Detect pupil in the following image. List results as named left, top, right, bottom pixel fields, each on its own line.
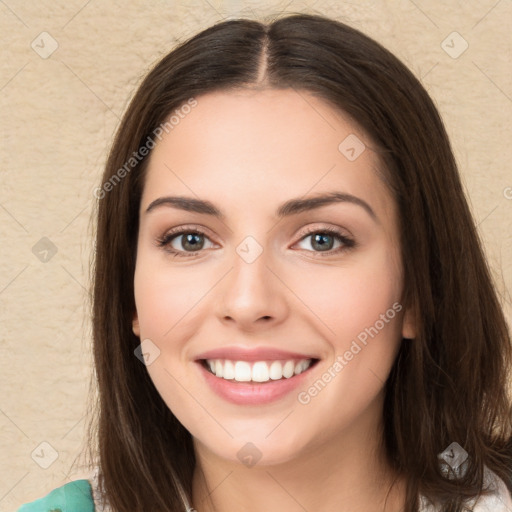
left=312, top=233, right=333, bottom=251
left=183, top=233, right=204, bottom=251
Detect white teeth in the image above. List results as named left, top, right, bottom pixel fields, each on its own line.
left=282, top=360, right=295, bottom=378
left=223, top=360, right=235, bottom=380
left=205, top=358, right=314, bottom=382
left=294, top=361, right=304, bottom=375
left=215, top=360, right=223, bottom=378
left=269, top=360, right=283, bottom=380
left=234, top=361, right=251, bottom=382
left=252, top=362, right=269, bottom=382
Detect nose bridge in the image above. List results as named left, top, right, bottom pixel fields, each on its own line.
left=216, top=234, right=288, bottom=326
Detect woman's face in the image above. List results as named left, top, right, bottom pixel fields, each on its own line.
left=132, top=88, right=415, bottom=466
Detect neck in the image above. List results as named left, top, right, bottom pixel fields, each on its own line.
left=191, top=394, right=406, bottom=512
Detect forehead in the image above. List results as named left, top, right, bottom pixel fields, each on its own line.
left=141, top=88, right=393, bottom=221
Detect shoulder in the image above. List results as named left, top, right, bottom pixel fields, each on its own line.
left=17, top=479, right=95, bottom=512
left=419, top=467, right=512, bottom=511
left=474, top=468, right=512, bottom=511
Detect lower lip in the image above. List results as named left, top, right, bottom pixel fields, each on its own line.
left=197, top=361, right=316, bottom=405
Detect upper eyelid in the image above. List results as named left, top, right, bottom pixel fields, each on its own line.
left=163, top=224, right=217, bottom=239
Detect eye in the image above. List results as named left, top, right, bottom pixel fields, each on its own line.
left=294, top=227, right=355, bottom=256
left=155, top=227, right=216, bottom=257
left=155, top=225, right=355, bottom=259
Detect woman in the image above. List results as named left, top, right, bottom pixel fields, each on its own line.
left=18, top=12, right=512, bottom=512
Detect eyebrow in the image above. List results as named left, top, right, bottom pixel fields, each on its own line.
left=145, top=192, right=377, bottom=222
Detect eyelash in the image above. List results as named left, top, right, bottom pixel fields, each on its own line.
left=155, top=225, right=356, bottom=259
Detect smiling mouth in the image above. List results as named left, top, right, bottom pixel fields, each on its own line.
left=201, top=358, right=319, bottom=383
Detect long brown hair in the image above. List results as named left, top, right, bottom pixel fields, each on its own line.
left=84, top=13, right=512, bottom=511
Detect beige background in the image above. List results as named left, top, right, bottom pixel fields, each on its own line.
left=1, top=0, right=511, bottom=510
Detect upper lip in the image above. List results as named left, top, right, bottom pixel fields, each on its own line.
left=195, top=346, right=319, bottom=362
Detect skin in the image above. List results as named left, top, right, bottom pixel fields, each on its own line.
left=132, top=88, right=416, bottom=512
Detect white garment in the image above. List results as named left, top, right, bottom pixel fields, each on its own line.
left=418, top=465, right=512, bottom=511
left=89, top=465, right=511, bottom=511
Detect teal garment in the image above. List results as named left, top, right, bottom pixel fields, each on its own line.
left=17, top=479, right=95, bottom=512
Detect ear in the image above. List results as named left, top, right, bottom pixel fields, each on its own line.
left=401, top=306, right=416, bottom=340
left=132, top=311, right=140, bottom=337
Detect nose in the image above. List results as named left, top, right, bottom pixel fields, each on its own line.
left=215, top=243, right=289, bottom=332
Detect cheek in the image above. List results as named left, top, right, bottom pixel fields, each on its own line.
left=133, top=255, right=214, bottom=343
left=291, top=246, right=403, bottom=430
left=133, top=259, right=215, bottom=432
left=290, top=246, right=402, bottom=346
